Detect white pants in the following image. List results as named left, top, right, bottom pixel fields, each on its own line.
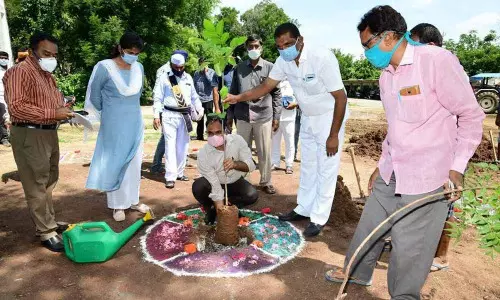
left=162, top=113, right=189, bottom=182
left=107, top=143, right=143, bottom=209
left=271, top=120, right=295, bottom=167
left=294, top=112, right=346, bottom=225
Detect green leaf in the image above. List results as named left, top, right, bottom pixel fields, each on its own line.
left=223, top=102, right=230, bottom=110
left=486, top=232, right=497, bottom=241
left=221, top=32, right=230, bottom=44
left=214, top=62, right=223, bottom=77
left=476, top=162, right=489, bottom=169
left=228, top=56, right=236, bottom=66
left=188, top=37, right=205, bottom=45
left=216, top=20, right=224, bottom=35
left=220, top=86, right=229, bottom=100
left=489, top=164, right=499, bottom=171
left=218, top=112, right=227, bottom=119
left=203, top=19, right=215, bottom=32
left=230, top=36, right=247, bottom=49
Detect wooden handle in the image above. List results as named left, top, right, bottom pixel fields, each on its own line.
left=349, top=147, right=366, bottom=199
left=489, top=130, right=498, bottom=162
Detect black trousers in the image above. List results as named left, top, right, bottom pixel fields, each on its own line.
left=0, top=103, right=8, bottom=141
left=196, top=101, right=214, bottom=140
left=192, top=176, right=258, bottom=209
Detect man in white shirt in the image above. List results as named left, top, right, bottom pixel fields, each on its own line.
left=192, top=116, right=258, bottom=224
left=153, top=51, right=203, bottom=189
left=272, top=80, right=296, bottom=174
left=224, top=23, right=348, bottom=237
left=0, top=50, right=10, bottom=146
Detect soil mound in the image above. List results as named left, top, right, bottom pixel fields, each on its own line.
left=329, top=176, right=361, bottom=226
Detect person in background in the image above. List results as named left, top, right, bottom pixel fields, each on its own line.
left=192, top=115, right=258, bottom=224
left=325, top=6, right=484, bottom=299
left=271, top=79, right=296, bottom=174
left=152, top=51, right=204, bottom=189
left=410, top=22, right=461, bottom=272
left=16, top=47, right=29, bottom=64
left=227, top=34, right=282, bottom=195
left=3, top=32, right=74, bottom=252
left=150, top=50, right=189, bottom=174
left=194, top=57, right=220, bottom=140
left=225, top=23, right=349, bottom=237
left=0, top=50, right=10, bottom=146
left=85, top=32, right=150, bottom=222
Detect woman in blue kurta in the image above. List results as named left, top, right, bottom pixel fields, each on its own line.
left=84, top=32, right=150, bottom=222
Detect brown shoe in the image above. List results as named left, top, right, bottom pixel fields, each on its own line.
left=262, top=185, right=276, bottom=194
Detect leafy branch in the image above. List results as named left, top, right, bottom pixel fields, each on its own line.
left=189, top=19, right=246, bottom=116
left=447, top=163, right=500, bottom=258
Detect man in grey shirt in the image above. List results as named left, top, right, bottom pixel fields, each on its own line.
left=227, top=34, right=282, bottom=194
left=194, top=58, right=220, bottom=140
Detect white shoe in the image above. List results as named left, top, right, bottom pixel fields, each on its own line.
left=131, top=203, right=150, bottom=214
left=113, top=209, right=126, bottom=222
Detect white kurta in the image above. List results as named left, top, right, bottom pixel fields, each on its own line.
left=269, top=46, right=349, bottom=225
left=152, top=70, right=203, bottom=182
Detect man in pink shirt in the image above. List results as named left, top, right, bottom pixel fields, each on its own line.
left=325, top=6, right=485, bottom=299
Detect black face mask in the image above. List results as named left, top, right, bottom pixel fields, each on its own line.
left=172, top=68, right=184, bottom=77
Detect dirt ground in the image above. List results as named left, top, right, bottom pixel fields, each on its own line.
left=0, top=102, right=499, bottom=300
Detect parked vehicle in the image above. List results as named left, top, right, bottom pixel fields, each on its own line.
left=470, top=73, right=500, bottom=114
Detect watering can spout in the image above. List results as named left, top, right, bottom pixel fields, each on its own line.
left=117, top=210, right=155, bottom=248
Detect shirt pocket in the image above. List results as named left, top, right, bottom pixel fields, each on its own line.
left=396, top=94, right=426, bottom=123
left=302, top=76, right=323, bottom=95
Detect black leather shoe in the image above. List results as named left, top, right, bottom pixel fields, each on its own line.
left=303, top=222, right=324, bottom=237
left=176, top=176, right=189, bottom=182
left=278, top=210, right=309, bottom=222
left=41, top=236, right=65, bottom=252
left=204, top=206, right=217, bottom=225
left=56, top=224, right=69, bottom=234
left=165, top=181, right=175, bottom=189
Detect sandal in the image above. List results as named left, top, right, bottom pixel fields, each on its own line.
left=430, top=258, right=449, bottom=272
left=325, top=267, right=372, bottom=286
left=113, top=209, right=126, bottom=222
left=131, top=203, right=150, bottom=214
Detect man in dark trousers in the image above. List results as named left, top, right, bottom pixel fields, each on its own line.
left=194, top=58, right=220, bottom=140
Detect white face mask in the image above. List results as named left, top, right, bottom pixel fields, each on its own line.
left=248, top=49, right=261, bottom=60
left=39, top=57, right=57, bottom=73
left=0, top=59, right=8, bottom=67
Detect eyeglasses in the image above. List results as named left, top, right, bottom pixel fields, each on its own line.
left=361, top=32, right=382, bottom=50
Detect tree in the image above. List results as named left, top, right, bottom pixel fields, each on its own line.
left=445, top=30, right=500, bottom=76
left=214, top=7, right=244, bottom=40
left=239, top=0, right=299, bottom=61
left=5, top=0, right=218, bottom=103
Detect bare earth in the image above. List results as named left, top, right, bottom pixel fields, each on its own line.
left=0, top=101, right=499, bottom=300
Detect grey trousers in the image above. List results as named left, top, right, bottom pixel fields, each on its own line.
left=237, top=119, right=272, bottom=186
left=344, top=174, right=449, bottom=300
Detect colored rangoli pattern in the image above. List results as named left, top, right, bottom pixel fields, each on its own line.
left=140, top=209, right=305, bottom=277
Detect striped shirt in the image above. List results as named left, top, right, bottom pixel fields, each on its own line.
left=2, top=56, right=63, bottom=124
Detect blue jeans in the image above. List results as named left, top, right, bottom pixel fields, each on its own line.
left=151, top=133, right=165, bottom=172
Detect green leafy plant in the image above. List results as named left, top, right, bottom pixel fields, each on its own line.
left=189, top=19, right=246, bottom=114
left=448, top=163, right=500, bottom=258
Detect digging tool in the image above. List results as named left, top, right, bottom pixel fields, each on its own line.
left=489, top=130, right=498, bottom=162
left=348, top=147, right=366, bottom=199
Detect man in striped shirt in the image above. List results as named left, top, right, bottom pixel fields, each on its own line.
left=3, top=32, right=74, bottom=252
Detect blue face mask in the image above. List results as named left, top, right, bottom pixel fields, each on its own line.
left=122, top=53, right=138, bottom=65
left=279, top=40, right=300, bottom=62
left=365, top=32, right=423, bottom=69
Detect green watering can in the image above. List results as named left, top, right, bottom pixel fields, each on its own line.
left=62, top=211, right=154, bottom=263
